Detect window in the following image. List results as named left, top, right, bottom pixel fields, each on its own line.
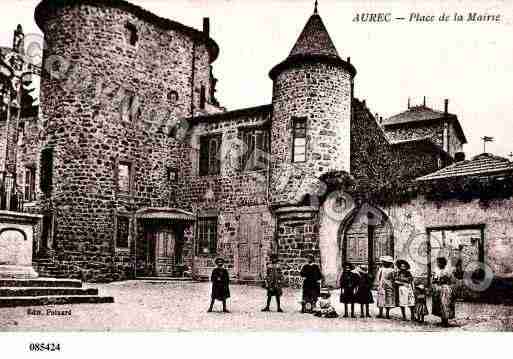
left=197, top=217, right=217, bottom=255
left=167, top=167, right=177, bottom=182
left=40, top=213, right=54, bottom=253
left=240, top=127, right=270, bottom=171
left=292, top=117, right=307, bottom=163
left=120, top=92, right=139, bottom=122
left=118, top=162, right=131, bottom=194
left=168, top=90, right=179, bottom=104
left=199, top=135, right=221, bottom=176
left=199, top=85, right=206, bottom=109
left=116, top=216, right=130, bottom=249
left=24, top=166, right=36, bottom=202
left=40, top=146, right=53, bottom=194
left=125, top=23, right=138, bottom=46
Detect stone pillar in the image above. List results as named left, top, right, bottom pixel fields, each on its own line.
left=0, top=211, right=42, bottom=279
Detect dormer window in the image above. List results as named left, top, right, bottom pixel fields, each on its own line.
left=125, top=23, right=138, bottom=46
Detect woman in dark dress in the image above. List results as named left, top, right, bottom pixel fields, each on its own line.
left=339, top=262, right=359, bottom=318
left=300, top=254, right=322, bottom=313
left=207, top=257, right=230, bottom=313
left=355, top=265, right=374, bottom=318
left=432, top=257, right=456, bottom=327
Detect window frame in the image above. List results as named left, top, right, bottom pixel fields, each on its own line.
left=196, top=217, right=218, bottom=256
left=115, top=215, right=130, bottom=250
left=292, top=117, right=307, bottom=163
left=239, top=125, right=270, bottom=172
left=199, top=134, right=222, bottom=176
left=24, top=165, right=36, bottom=202
left=117, top=161, right=133, bottom=195
left=125, top=22, right=139, bottom=47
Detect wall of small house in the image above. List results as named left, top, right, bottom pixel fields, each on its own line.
left=383, top=196, right=513, bottom=279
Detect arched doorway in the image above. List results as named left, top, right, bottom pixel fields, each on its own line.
left=339, top=204, right=394, bottom=275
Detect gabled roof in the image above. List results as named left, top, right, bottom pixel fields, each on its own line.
left=289, top=14, right=340, bottom=59
left=135, top=208, right=195, bottom=221
left=383, top=105, right=467, bottom=144
left=416, top=153, right=513, bottom=181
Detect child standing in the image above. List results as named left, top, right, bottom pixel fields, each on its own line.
left=207, top=257, right=230, bottom=313
left=355, top=265, right=374, bottom=318
left=339, top=262, right=359, bottom=318
left=413, top=284, right=429, bottom=323
left=262, top=254, right=284, bottom=312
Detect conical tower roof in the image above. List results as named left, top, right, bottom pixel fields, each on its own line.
left=288, top=13, right=340, bottom=59
left=269, top=4, right=355, bottom=80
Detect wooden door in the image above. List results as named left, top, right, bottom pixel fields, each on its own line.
left=238, top=213, right=263, bottom=280
left=154, top=229, right=175, bottom=277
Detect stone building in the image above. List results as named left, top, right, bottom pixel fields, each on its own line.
left=2, top=0, right=511, bottom=299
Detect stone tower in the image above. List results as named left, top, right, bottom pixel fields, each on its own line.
left=34, top=0, right=219, bottom=276
left=269, top=6, right=356, bottom=207
left=268, top=5, right=356, bottom=286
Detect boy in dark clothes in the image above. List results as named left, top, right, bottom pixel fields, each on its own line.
left=262, top=254, right=284, bottom=312
left=207, top=257, right=230, bottom=313
left=355, top=265, right=374, bottom=318
left=339, top=262, right=359, bottom=318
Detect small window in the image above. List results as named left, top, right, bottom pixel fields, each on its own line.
left=40, top=213, right=54, bottom=253
left=167, top=167, right=177, bottom=182
left=292, top=117, right=307, bottom=163
left=40, top=146, right=53, bottom=194
left=116, top=216, right=130, bottom=249
left=240, top=127, right=270, bottom=171
left=125, top=23, right=138, bottom=46
left=118, top=162, right=131, bottom=194
left=24, top=166, right=36, bottom=202
left=199, top=85, right=206, bottom=109
left=199, top=135, right=221, bottom=176
left=197, top=217, right=217, bottom=255
left=120, top=92, right=138, bottom=122
left=168, top=90, right=179, bottom=104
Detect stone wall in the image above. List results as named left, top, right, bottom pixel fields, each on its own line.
left=275, top=207, right=319, bottom=287
left=270, top=62, right=352, bottom=206
left=383, top=196, right=513, bottom=278
left=174, top=108, right=274, bottom=281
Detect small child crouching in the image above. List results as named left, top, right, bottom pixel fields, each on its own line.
left=413, top=284, right=429, bottom=323
left=313, top=288, right=339, bottom=318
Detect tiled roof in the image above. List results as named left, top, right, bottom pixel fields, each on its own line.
left=289, top=14, right=340, bottom=59
left=416, top=153, right=513, bottom=181
left=189, top=104, right=272, bottom=123
left=382, top=105, right=467, bottom=144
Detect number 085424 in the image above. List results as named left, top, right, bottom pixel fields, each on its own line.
left=29, top=343, right=61, bottom=352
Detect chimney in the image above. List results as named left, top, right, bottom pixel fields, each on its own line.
left=347, top=57, right=351, bottom=64
left=454, top=152, right=465, bottom=162
left=407, top=97, right=410, bottom=109
left=379, top=116, right=383, bottom=124
left=444, top=99, right=449, bottom=114
left=203, top=17, right=210, bottom=37
left=423, top=96, right=426, bottom=107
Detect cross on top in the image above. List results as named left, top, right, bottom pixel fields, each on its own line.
left=314, top=0, right=319, bottom=14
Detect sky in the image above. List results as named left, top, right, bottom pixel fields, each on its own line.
left=1, top=0, right=512, bottom=159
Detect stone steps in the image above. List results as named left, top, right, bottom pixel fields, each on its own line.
left=0, top=287, right=98, bottom=297
left=0, top=278, right=114, bottom=308
left=0, top=295, right=114, bottom=308
left=0, top=278, right=83, bottom=288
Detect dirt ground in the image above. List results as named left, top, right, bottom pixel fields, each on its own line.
left=1, top=281, right=512, bottom=331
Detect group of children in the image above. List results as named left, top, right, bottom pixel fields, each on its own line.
left=208, top=255, right=429, bottom=324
